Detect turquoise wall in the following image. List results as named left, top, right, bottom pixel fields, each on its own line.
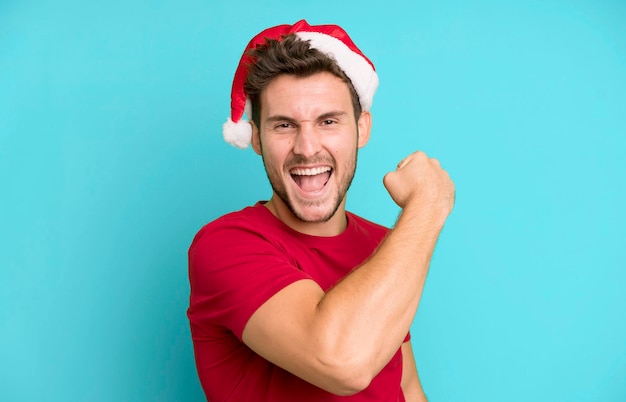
left=2, top=0, right=625, bottom=400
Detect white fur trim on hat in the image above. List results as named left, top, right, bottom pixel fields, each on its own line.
left=295, top=31, right=378, bottom=112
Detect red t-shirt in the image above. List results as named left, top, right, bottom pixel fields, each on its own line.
left=188, top=202, right=407, bottom=401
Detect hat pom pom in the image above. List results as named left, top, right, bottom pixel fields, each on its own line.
left=223, top=118, right=252, bottom=149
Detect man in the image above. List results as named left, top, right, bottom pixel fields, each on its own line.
left=188, top=20, right=454, bottom=401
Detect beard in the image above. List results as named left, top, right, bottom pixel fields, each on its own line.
left=260, top=147, right=358, bottom=224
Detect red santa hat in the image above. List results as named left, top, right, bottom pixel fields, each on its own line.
left=223, top=19, right=379, bottom=148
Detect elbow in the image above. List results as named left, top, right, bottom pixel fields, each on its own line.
left=332, top=377, right=373, bottom=397
left=327, top=375, right=372, bottom=396
left=321, top=370, right=373, bottom=396
left=315, top=351, right=376, bottom=396
left=309, top=318, right=383, bottom=395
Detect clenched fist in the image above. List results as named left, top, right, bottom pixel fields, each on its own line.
left=383, top=151, right=455, bottom=223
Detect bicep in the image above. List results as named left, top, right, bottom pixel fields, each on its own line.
left=242, top=279, right=348, bottom=392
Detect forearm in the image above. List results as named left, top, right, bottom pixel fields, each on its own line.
left=313, top=204, right=443, bottom=378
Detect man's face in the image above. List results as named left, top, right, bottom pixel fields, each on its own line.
left=251, top=72, right=371, bottom=224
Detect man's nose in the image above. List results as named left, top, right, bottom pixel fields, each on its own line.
left=293, top=124, right=321, bottom=157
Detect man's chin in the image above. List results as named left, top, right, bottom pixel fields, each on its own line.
left=286, top=197, right=337, bottom=223
left=271, top=187, right=343, bottom=224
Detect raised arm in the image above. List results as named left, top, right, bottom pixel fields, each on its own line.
left=242, top=151, right=455, bottom=395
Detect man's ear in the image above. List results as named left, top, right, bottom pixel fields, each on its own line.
left=357, top=111, right=372, bottom=149
left=251, top=121, right=262, bottom=155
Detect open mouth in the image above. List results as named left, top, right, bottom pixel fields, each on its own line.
left=290, top=166, right=332, bottom=193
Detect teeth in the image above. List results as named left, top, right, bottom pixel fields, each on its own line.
left=290, top=166, right=331, bottom=176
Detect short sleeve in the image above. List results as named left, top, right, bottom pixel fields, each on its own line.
left=188, top=217, right=312, bottom=340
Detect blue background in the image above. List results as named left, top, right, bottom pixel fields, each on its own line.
left=1, top=0, right=625, bottom=401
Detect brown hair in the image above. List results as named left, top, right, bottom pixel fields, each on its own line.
left=243, top=34, right=362, bottom=129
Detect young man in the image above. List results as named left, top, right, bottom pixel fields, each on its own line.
left=187, top=20, right=455, bottom=401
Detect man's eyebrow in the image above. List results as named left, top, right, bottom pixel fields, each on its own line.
left=265, top=115, right=296, bottom=124
left=318, top=111, right=348, bottom=120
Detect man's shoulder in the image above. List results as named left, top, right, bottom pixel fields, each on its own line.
left=205, top=203, right=264, bottom=227
left=190, top=203, right=273, bottom=248
left=344, top=211, right=390, bottom=249
left=346, top=211, right=390, bottom=234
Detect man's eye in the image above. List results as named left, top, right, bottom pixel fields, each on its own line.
left=276, top=123, right=293, bottom=129
left=322, top=120, right=335, bottom=125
